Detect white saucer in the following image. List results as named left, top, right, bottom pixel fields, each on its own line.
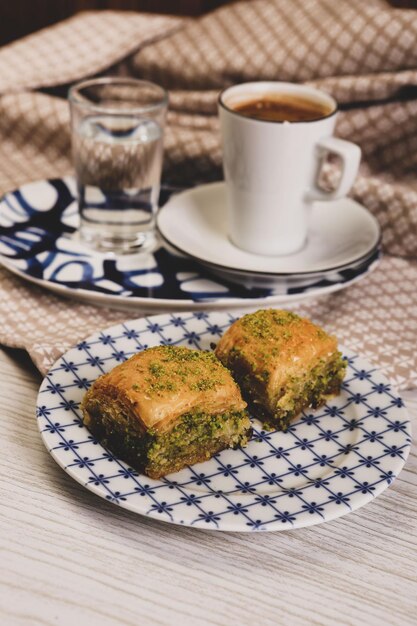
left=210, top=248, right=380, bottom=289
left=157, top=182, right=381, bottom=276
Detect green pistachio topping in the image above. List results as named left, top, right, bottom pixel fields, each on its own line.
left=130, top=346, right=231, bottom=397
left=241, top=309, right=299, bottom=339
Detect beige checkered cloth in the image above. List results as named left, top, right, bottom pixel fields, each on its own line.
left=0, top=0, right=416, bottom=389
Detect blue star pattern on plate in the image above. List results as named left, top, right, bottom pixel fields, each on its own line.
left=36, top=312, right=412, bottom=532
left=0, top=177, right=380, bottom=309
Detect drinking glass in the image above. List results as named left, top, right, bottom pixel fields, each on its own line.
left=69, top=77, right=168, bottom=254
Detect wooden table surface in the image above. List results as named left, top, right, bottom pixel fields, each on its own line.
left=0, top=345, right=416, bottom=626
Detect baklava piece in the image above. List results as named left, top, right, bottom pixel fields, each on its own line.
left=215, top=309, right=346, bottom=431
left=81, top=345, right=252, bottom=479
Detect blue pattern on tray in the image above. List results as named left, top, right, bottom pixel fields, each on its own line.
left=0, top=177, right=379, bottom=302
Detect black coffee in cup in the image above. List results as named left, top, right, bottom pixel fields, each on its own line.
left=232, top=94, right=334, bottom=122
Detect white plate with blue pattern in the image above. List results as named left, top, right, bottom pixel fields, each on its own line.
left=36, top=312, right=411, bottom=532
left=0, top=177, right=380, bottom=311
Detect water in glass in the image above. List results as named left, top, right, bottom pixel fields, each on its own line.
left=73, top=113, right=163, bottom=253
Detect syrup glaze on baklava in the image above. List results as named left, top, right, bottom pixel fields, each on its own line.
left=81, top=345, right=252, bottom=478
left=215, top=309, right=346, bottom=431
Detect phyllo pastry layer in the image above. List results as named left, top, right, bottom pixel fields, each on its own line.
left=81, top=345, right=252, bottom=478
left=215, top=309, right=347, bottom=431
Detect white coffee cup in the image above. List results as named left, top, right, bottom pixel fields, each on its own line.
left=219, top=82, right=361, bottom=256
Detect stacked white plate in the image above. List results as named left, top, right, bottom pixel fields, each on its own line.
left=158, top=182, right=381, bottom=291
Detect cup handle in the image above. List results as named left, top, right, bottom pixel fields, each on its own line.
left=306, top=137, right=361, bottom=202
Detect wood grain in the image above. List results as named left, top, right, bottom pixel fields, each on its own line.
left=0, top=346, right=416, bottom=626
